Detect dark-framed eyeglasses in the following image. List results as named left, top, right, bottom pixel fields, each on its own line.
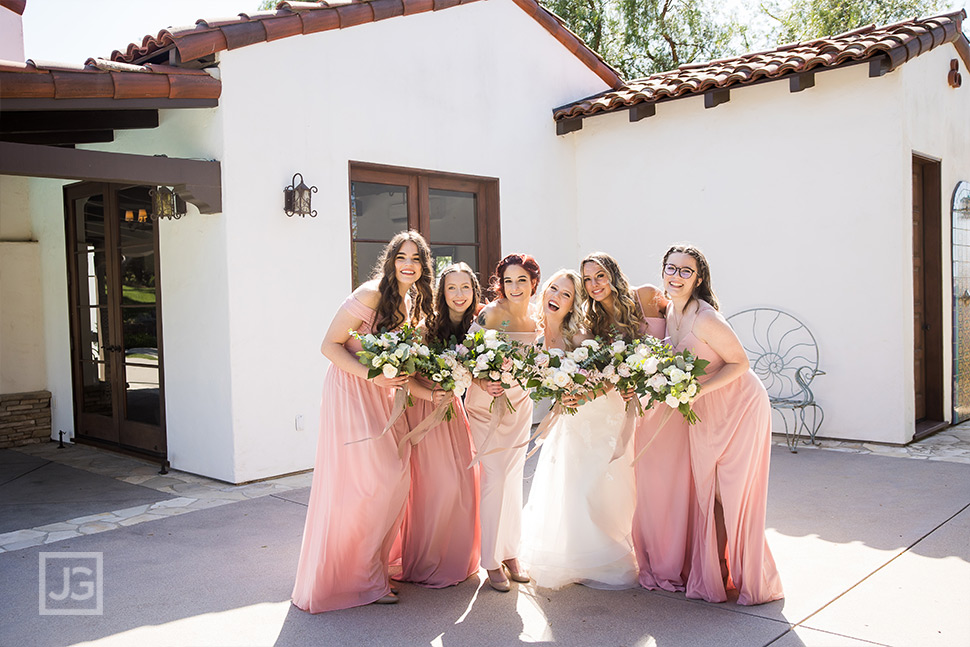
left=663, top=264, right=696, bottom=279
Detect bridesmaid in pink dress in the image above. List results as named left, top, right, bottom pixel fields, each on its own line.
left=661, top=244, right=783, bottom=606
left=580, top=253, right=693, bottom=593
left=395, top=263, right=482, bottom=587
left=291, top=231, right=435, bottom=612
left=464, top=253, right=540, bottom=592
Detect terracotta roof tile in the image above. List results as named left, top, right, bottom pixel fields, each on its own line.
left=0, top=0, right=25, bottom=15
left=554, top=10, right=967, bottom=122
left=106, top=0, right=623, bottom=89
left=0, top=58, right=221, bottom=101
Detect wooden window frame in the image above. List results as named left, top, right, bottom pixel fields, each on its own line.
left=349, top=161, right=500, bottom=287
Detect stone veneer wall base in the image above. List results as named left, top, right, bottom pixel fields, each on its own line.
left=0, top=390, right=52, bottom=448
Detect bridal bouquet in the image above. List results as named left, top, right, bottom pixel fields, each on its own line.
left=603, top=336, right=669, bottom=414
left=351, top=325, right=427, bottom=407
left=643, top=349, right=709, bottom=424
left=459, top=328, right=524, bottom=413
left=520, top=338, right=613, bottom=414
left=413, top=348, right=473, bottom=421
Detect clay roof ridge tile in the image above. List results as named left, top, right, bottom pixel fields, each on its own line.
left=27, top=59, right=91, bottom=72
left=88, top=59, right=152, bottom=73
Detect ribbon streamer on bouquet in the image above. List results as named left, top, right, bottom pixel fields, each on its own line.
left=396, top=396, right=454, bottom=458
left=609, top=396, right=644, bottom=463
left=522, top=402, right=563, bottom=460
left=629, top=407, right=676, bottom=466
left=344, top=387, right=409, bottom=447
left=467, top=393, right=512, bottom=468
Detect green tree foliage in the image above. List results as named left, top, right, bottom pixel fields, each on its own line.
left=541, top=0, right=739, bottom=78
left=763, top=0, right=948, bottom=43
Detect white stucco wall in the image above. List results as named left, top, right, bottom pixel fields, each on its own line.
left=570, top=45, right=970, bottom=445
left=0, top=176, right=47, bottom=393
left=215, top=0, right=606, bottom=481
left=0, top=6, right=24, bottom=61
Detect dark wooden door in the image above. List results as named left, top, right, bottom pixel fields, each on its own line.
left=914, top=163, right=926, bottom=420
left=65, top=183, right=166, bottom=458
left=912, top=156, right=944, bottom=435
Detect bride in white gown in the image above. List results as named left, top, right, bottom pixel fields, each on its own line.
left=521, top=270, right=638, bottom=590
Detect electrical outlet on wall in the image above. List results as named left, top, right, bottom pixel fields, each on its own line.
left=295, top=415, right=304, bottom=431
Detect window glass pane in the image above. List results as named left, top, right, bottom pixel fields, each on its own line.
left=429, top=189, right=476, bottom=244
left=80, top=360, right=113, bottom=416
left=125, top=360, right=160, bottom=425
left=352, top=241, right=388, bottom=288
left=431, top=244, right=478, bottom=276
left=351, top=182, right=408, bottom=240
left=121, top=306, right=157, bottom=355
left=78, top=307, right=110, bottom=362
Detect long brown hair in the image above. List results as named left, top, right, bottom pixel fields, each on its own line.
left=581, top=252, right=641, bottom=341
left=425, top=262, right=481, bottom=346
left=488, top=253, right=541, bottom=300
left=371, top=230, right=435, bottom=332
left=662, top=244, right=720, bottom=311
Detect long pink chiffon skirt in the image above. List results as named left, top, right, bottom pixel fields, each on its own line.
left=685, top=371, right=784, bottom=606
left=291, top=365, right=411, bottom=613
left=394, top=396, right=481, bottom=587
left=632, top=403, right=694, bottom=592
left=464, top=381, right=533, bottom=571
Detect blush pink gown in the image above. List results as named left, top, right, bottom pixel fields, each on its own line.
left=291, top=295, right=412, bottom=613
left=674, top=300, right=784, bottom=606
left=463, top=326, right=538, bottom=571
left=632, top=314, right=695, bottom=592
left=393, top=381, right=481, bottom=587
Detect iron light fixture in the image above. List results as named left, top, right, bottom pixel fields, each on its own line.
left=284, top=173, right=317, bottom=218
left=150, top=186, right=187, bottom=220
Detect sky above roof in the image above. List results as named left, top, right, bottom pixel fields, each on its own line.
left=21, top=0, right=263, bottom=63
left=19, top=0, right=970, bottom=66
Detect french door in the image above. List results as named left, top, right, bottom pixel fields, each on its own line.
left=64, top=182, right=166, bottom=457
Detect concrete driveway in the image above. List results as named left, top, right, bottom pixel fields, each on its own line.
left=0, top=432, right=968, bottom=647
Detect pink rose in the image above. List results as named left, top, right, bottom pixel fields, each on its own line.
left=501, top=357, right=514, bottom=371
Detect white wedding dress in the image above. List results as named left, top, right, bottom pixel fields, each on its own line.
left=521, top=389, right=638, bottom=590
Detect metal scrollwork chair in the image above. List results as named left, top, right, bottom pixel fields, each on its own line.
left=726, top=308, right=825, bottom=453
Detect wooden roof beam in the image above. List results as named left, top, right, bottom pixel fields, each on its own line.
left=0, top=142, right=222, bottom=214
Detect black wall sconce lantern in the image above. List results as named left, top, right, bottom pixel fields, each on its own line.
left=284, top=173, right=318, bottom=218
left=150, top=186, right=187, bottom=220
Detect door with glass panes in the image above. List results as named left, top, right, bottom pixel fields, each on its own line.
left=65, top=182, right=166, bottom=457
left=349, top=163, right=500, bottom=288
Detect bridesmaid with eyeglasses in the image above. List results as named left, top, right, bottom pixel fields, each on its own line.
left=660, top=244, right=783, bottom=606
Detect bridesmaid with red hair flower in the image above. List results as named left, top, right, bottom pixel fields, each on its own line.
left=464, top=253, right=541, bottom=592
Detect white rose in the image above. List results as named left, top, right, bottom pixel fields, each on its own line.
left=417, top=345, right=431, bottom=357
left=617, top=363, right=632, bottom=378
left=609, top=373, right=621, bottom=384
left=483, top=329, right=498, bottom=340
left=484, top=338, right=501, bottom=350
left=647, top=373, right=668, bottom=391
left=476, top=344, right=485, bottom=353
left=549, top=347, right=565, bottom=357
left=669, top=367, right=688, bottom=384
left=560, top=358, right=578, bottom=374
left=602, top=364, right=616, bottom=376
left=665, top=394, right=680, bottom=408
left=501, top=371, right=514, bottom=384
left=582, top=339, right=600, bottom=349
left=686, top=383, right=698, bottom=397
left=611, top=340, right=627, bottom=353
left=678, top=393, right=690, bottom=404
left=571, top=347, right=589, bottom=362
left=686, top=363, right=694, bottom=371
left=535, top=353, right=550, bottom=368
left=642, top=356, right=660, bottom=375
left=489, top=370, right=501, bottom=381
left=552, top=371, right=571, bottom=388
left=382, top=364, right=398, bottom=379
left=371, top=356, right=383, bottom=367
